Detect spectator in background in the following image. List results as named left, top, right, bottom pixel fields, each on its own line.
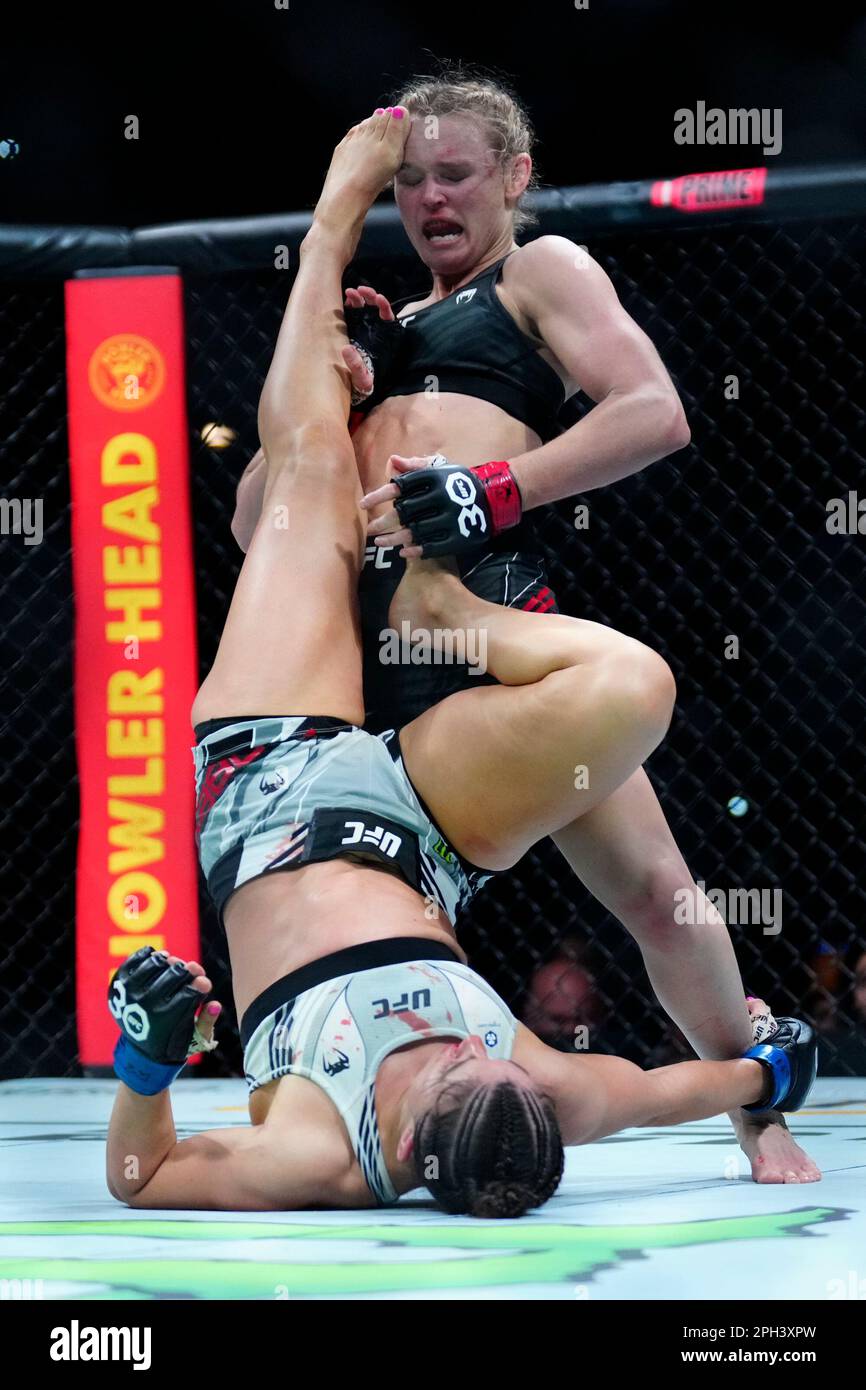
left=810, top=941, right=845, bottom=1032
left=521, top=939, right=600, bottom=1053
left=521, top=937, right=690, bottom=1062
left=856, top=952, right=866, bottom=1023
left=816, top=949, right=866, bottom=1076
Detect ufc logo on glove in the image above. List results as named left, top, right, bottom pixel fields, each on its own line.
left=444, top=470, right=489, bottom=539
left=392, top=457, right=523, bottom=558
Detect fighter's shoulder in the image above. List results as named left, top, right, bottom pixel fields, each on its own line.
left=258, top=1083, right=364, bottom=1206
left=504, top=236, right=609, bottom=308
left=509, top=234, right=599, bottom=270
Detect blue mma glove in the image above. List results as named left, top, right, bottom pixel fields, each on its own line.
left=108, top=946, right=218, bottom=1095
left=741, top=1016, right=818, bottom=1114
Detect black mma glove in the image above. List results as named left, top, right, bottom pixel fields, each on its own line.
left=344, top=300, right=407, bottom=410
left=392, top=456, right=523, bottom=558
left=108, top=946, right=218, bottom=1096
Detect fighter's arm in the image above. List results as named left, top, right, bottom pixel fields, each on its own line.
left=105, top=948, right=350, bottom=1210
left=361, top=235, right=691, bottom=557
left=107, top=1084, right=340, bottom=1211
left=512, top=1023, right=768, bottom=1145
left=504, top=234, right=691, bottom=510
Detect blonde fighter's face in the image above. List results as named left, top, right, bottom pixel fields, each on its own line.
left=393, top=114, right=530, bottom=279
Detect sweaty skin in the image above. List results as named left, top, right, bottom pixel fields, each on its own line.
left=229, top=112, right=819, bottom=1187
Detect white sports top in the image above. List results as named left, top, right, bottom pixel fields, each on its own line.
left=242, top=958, right=518, bottom=1204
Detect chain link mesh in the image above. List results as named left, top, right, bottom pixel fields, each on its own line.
left=2, top=214, right=864, bottom=1079
left=1, top=283, right=77, bottom=1078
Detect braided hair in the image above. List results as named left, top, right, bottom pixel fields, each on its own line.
left=413, top=1079, right=564, bottom=1217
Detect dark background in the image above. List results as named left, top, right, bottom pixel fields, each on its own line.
left=1, top=0, right=865, bottom=226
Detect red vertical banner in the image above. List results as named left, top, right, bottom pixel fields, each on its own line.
left=65, top=272, right=201, bottom=1067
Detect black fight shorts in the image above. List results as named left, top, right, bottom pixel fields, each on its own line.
left=360, top=542, right=560, bottom=735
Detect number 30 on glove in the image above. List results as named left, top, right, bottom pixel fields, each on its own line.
left=392, top=457, right=523, bottom=558
left=108, top=946, right=218, bottom=1096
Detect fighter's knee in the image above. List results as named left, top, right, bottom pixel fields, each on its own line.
left=635, top=644, right=676, bottom=713
left=616, top=854, right=694, bottom=941
left=603, top=647, right=677, bottom=741
left=262, top=419, right=354, bottom=475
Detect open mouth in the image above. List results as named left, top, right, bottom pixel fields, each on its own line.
left=423, top=219, right=463, bottom=244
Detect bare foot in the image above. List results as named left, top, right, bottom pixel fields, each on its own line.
left=730, top=997, right=821, bottom=1182
left=733, top=1110, right=822, bottom=1183
left=387, top=555, right=465, bottom=638
left=312, top=109, right=410, bottom=246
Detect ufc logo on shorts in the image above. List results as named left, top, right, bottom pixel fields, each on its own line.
left=446, top=472, right=487, bottom=539
left=341, top=820, right=402, bottom=857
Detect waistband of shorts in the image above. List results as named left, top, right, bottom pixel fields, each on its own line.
left=240, top=937, right=462, bottom=1047
left=193, top=714, right=355, bottom=762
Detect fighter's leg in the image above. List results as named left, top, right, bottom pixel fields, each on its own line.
left=551, top=771, right=753, bottom=1057
left=551, top=777, right=820, bottom=1182
left=192, top=237, right=365, bottom=723
left=394, top=561, right=676, bottom=868
left=398, top=565, right=820, bottom=1181
left=192, top=111, right=408, bottom=725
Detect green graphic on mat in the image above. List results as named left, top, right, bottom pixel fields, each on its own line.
left=0, top=1208, right=840, bottom=1298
